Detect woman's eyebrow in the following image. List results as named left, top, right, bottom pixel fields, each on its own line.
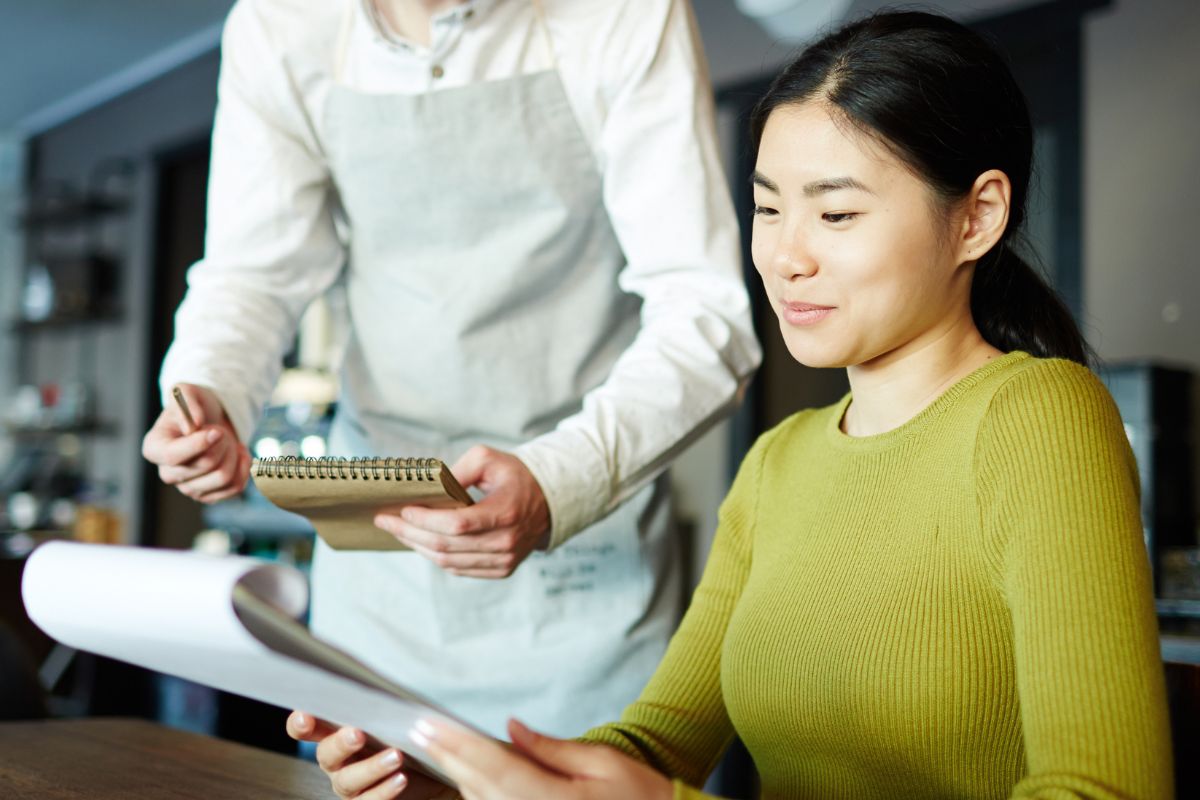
left=803, top=176, right=875, bottom=197
left=751, top=170, right=779, bottom=192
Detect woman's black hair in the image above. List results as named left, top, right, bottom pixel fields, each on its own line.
left=750, top=10, right=1091, bottom=365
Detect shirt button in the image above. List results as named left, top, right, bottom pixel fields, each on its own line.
left=464, top=8, right=475, bottom=19
left=431, top=64, right=445, bottom=79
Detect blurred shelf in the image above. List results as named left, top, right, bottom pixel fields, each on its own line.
left=1162, top=633, right=1200, bottom=665
left=17, top=196, right=129, bottom=228
left=0, top=529, right=71, bottom=560
left=1158, top=598, right=1200, bottom=619
left=9, top=311, right=125, bottom=333
left=3, top=420, right=119, bottom=438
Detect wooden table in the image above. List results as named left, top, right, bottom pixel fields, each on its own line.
left=0, top=717, right=333, bottom=799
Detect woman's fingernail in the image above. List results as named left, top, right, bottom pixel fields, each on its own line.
left=409, top=719, right=438, bottom=749
left=391, top=773, right=408, bottom=789
left=382, top=749, right=401, bottom=767
left=342, top=728, right=362, bottom=746
left=206, top=429, right=221, bottom=443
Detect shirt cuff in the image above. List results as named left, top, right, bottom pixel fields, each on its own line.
left=512, top=426, right=612, bottom=551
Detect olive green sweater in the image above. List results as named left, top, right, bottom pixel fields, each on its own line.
left=583, top=352, right=1172, bottom=799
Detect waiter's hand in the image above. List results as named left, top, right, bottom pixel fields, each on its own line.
left=286, top=711, right=460, bottom=800
left=374, top=446, right=550, bottom=579
left=411, top=716, right=673, bottom=800
left=141, top=383, right=251, bottom=504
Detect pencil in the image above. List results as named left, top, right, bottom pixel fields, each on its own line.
left=172, top=386, right=198, bottom=433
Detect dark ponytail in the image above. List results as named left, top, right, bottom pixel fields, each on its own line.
left=750, top=11, right=1091, bottom=365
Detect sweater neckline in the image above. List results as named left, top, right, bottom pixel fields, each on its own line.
left=824, top=350, right=1030, bottom=452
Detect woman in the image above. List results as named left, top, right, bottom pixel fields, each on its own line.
left=289, top=11, right=1172, bottom=799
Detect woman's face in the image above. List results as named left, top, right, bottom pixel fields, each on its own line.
left=750, top=102, right=973, bottom=369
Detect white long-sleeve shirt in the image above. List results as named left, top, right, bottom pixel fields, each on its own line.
left=161, top=0, right=762, bottom=546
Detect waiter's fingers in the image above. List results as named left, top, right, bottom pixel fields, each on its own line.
left=387, top=528, right=524, bottom=575
left=145, top=426, right=224, bottom=468
left=174, top=445, right=244, bottom=499
left=400, top=539, right=519, bottom=576
left=402, top=453, right=548, bottom=545
left=398, top=501, right=507, bottom=537
left=193, top=484, right=245, bottom=505
left=448, top=568, right=514, bottom=579
left=157, top=436, right=233, bottom=484
left=375, top=515, right=514, bottom=554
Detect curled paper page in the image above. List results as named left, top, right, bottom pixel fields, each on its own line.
left=22, top=541, right=481, bottom=789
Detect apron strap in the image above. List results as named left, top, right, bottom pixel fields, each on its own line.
left=530, top=0, right=558, bottom=72
left=334, top=0, right=356, bottom=82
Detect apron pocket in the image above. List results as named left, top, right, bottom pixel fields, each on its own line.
left=523, top=481, right=663, bottom=642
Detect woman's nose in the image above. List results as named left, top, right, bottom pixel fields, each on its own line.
left=772, top=229, right=818, bottom=280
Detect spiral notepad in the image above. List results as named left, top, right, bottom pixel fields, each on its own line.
left=252, top=456, right=473, bottom=551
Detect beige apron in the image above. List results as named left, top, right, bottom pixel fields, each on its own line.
left=310, top=1, right=683, bottom=737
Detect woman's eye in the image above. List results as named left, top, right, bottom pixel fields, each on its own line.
left=753, top=205, right=778, bottom=217
left=823, top=212, right=859, bottom=224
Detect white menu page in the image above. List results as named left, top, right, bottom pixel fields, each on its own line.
left=21, top=540, right=484, bottom=789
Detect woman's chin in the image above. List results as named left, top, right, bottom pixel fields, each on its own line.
left=783, top=340, right=854, bottom=370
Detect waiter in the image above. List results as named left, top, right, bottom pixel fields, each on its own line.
left=143, top=0, right=759, bottom=737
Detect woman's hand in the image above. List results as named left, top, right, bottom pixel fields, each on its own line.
left=286, top=711, right=460, bottom=800
left=411, top=716, right=674, bottom=800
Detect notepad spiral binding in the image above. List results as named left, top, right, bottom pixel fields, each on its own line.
left=252, top=456, right=439, bottom=481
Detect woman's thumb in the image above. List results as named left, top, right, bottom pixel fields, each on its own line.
left=507, top=719, right=599, bottom=777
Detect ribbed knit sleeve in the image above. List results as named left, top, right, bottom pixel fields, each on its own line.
left=578, top=426, right=775, bottom=798
left=975, top=360, right=1172, bottom=799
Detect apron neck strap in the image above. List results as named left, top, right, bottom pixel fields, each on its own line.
left=335, top=1, right=355, bottom=82
left=530, top=0, right=557, bottom=72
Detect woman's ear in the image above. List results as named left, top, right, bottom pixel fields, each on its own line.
left=957, top=169, right=1012, bottom=264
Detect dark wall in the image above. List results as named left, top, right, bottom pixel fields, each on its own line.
left=23, top=50, right=220, bottom=545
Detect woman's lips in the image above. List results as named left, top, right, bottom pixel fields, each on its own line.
left=781, top=301, right=835, bottom=326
